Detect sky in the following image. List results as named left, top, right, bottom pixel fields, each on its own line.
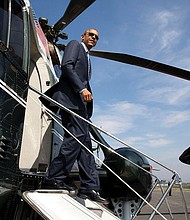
left=30, top=0, right=190, bottom=182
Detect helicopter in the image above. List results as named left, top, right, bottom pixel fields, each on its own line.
left=0, top=0, right=189, bottom=220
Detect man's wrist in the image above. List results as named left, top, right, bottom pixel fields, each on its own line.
left=79, top=88, right=87, bottom=93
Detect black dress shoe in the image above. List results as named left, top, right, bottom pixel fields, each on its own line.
left=77, top=190, right=109, bottom=204
left=41, top=181, right=75, bottom=192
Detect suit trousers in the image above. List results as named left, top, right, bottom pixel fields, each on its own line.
left=45, top=108, right=100, bottom=191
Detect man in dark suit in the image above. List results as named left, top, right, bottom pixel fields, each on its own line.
left=43, top=28, right=107, bottom=204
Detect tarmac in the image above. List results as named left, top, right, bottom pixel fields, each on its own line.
left=135, top=188, right=190, bottom=220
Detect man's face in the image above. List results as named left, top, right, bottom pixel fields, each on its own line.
left=81, top=29, right=99, bottom=50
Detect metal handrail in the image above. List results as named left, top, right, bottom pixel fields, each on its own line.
left=29, top=85, right=176, bottom=174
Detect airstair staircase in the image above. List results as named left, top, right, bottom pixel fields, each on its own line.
left=23, top=189, right=119, bottom=220
left=24, top=85, right=189, bottom=220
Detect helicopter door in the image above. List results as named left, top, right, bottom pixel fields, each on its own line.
left=18, top=3, right=55, bottom=173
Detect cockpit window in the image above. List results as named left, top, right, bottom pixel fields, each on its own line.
left=0, top=0, right=24, bottom=66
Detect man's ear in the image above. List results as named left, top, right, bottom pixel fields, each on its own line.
left=81, top=34, right=84, bottom=40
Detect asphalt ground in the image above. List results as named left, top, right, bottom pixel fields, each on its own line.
left=136, top=188, right=190, bottom=220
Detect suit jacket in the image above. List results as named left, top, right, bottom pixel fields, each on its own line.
left=40, top=40, right=93, bottom=118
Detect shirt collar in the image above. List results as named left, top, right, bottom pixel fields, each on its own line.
left=81, top=42, right=89, bottom=53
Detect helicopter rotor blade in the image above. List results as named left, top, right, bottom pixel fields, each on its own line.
left=90, top=50, right=190, bottom=81
left=54, top=0, right=95, bottom=31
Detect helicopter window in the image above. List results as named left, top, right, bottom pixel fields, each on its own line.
left=0, top=1, right=8, bottom=43
left=0, top=0, right=24, bottom=66
left=9, top=0, right=24, bottom=66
